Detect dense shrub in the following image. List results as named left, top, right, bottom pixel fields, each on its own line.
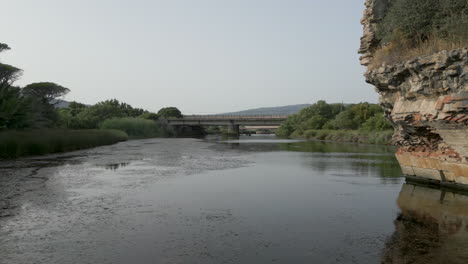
left=360, top=114, right=393, bottom=131
left=100, top=117, right=173, bottom=138
left=56, top=99, right=155, bottom=129
left=0, top=85, right=36, bottom=129
left=299, top=129, right=393, bottom=145
left=158, top=107, right=183, bottom=118
left=372, top=0, right=468, bottom=67
left=277, top=101, right=391, bottom=140
left=377, top=0, right=468, bottom=45
left=0, top=129, right=128, bottom=159
left=324, top=110, right=358, bottom=130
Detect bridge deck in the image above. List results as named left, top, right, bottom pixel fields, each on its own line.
left=166, top=115, right=288, bottom=126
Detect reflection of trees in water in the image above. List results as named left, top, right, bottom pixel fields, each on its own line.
left=100, top=162, right=130, bottom=171
left=279, top=140, right=397, bottom=154
left=215, top=139, right=402, bottom=181
left=279, top=141, right=402, bottom=181
left=382, top=183, right=468, bottom=264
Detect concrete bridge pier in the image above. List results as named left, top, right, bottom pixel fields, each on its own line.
left=228, top=123, right=240, bottom=136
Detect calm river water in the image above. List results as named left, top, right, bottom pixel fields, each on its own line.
left=1, top=135, right=467, bottom=263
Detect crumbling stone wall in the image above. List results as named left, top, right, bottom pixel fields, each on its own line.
left=360, top=0, right=468, bottom=186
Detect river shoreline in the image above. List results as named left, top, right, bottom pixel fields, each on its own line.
left=284, top=129, right=394, bottom=145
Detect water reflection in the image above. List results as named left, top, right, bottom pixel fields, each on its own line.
left=213, top=136, right=402, bottom=183
left=99, top=162, right=131, bottom=171
left=383, top=183, right=468, bottom=263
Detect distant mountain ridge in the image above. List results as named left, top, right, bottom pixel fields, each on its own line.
left=220, top=104, right=311, bottom=116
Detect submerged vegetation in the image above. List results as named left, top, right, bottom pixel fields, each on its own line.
left=277, top=100, right=393, bottom=145
left=371, top=0, right=468, bottom=68
left=0, top=129, right=128, bottom=159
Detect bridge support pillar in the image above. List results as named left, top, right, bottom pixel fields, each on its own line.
left=228, top=124, right=240, bottom=136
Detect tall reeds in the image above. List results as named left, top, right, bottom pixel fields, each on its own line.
left=0, top=129, right=128, bottom=159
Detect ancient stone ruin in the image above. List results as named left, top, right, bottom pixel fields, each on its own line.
left=360, top=0, right=468, bottom=187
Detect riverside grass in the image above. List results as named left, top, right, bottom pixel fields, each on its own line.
left=298, top=129, right=393, bottom=145
left=0, top=129, right=128, bottom=159
left=100, top=117, right=170, bottom=139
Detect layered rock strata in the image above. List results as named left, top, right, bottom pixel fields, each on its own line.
left=360, top=0, right=468, bottom=186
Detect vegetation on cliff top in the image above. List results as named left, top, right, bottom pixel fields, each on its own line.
left=372, top=0, right=468, bottom=68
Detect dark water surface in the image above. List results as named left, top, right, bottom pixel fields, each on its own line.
left=0, top=135, right=465, bottom=263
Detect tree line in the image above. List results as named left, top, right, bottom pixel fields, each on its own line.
left=277, top=100, right=393, bottom=138
left=0, top=42, right=186, bottom=158
left=0, top=42, right=182, bottom=134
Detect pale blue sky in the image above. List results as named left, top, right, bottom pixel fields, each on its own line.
left=1, top=0, right=374, bottom=114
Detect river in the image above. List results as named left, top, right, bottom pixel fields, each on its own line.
left=0, top=135, right=466, bottom=263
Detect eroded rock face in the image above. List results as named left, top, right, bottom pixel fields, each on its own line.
left=360, top=1, right=468, bottom=185
left=359, top=0, right=390, bottom=66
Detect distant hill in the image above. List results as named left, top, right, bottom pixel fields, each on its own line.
left=53, top=99, right=71, bottom=108
left=51, top=99, right=91, bottom=108
left=221, top=104, right=311, bottom=116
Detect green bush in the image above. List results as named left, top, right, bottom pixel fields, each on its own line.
left=315, top=130, right=330, bottom=140
left=290, top=129, right=393, bottom=145
left=303, top=130, right=317, bottom=139
left=158, top=107, right=182, bottom=118
left=289, top=129, right=303, bottom=138
left=276, top=100, right=390, bottom=139
left=0, top=129, right=128, bottom=159
left=100, top=117, right=166, bottom=138
left=377, top=0, right=468, bottom=46
left=360, top=114, right=393, bottom=131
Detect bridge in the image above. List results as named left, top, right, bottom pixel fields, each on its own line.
left=166, top=115, right=288, bottom=135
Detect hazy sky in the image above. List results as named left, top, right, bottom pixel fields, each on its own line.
left=1, top=0, right=375, bottom=114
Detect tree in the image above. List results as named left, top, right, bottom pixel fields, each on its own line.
left=0, top=85, right=35, bottom=129
left=0, top=43, right=10, bottom=54
left=360, top=114, right=393, bottom=131
left=68, top=101, right=87, bottom=116
left=158, top=107, right=182, bottom=118
left=23, top=82, right=70, bottom=102
left=326, top=110, right=359, bottom=130
left=276, top=119, right=296, bottom=137
left=139, top=112, right=160, bottom=121
left=76, top=104, right=126, bottom=128
left=0, top=64, right=22, bottom=87
left=0, top=42, right=33, bottom=129
left=21, top=82, right=70, bottom=126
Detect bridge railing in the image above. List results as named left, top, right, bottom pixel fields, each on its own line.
left=167, top=115, right=290, bottom=120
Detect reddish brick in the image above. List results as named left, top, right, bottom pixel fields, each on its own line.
left=435, top=99, right=445, bottom=110
left=449, top=96, right=468, bottom=101
left=414, top=114, right=423, bottom=121
left=442, top=96, right=452, bottom=104
left=457, top=116, right=468, bottom=123
left=454, top=100, right=468, bottom=109
left=452, top=114, right=465, bottom=122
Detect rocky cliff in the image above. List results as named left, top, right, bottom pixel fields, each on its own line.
left=360, top=0, right=468, bottom=186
